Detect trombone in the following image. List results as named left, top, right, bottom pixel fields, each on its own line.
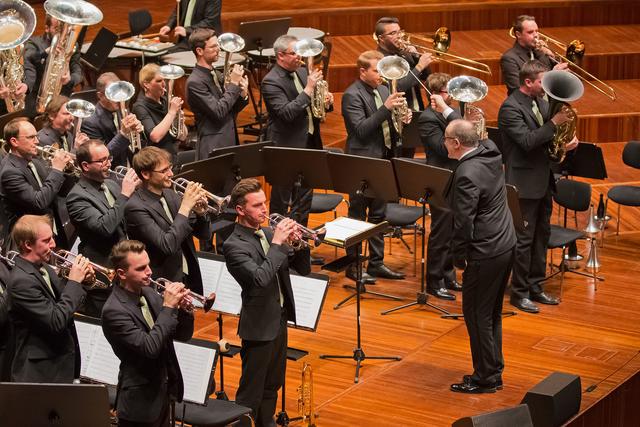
left=148, top=277, right=215, bottom=313
left=508, top=27, right=616, bottom=101
left=394, top=27, right=492, bottom=75
left=49, top=249, right=115, bottom=290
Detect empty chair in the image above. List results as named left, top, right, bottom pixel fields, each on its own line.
left=607, top=141, right=640, bottom=235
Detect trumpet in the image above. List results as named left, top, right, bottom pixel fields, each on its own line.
left=108, top=165, right=130, bottom=180
left=0, top=250, right=19, bottom=267
left=293, top=38, right=329, bottom=121
left=268, top=213, right=325, bottom=251
left=66, top=98, right=95, bottom=143
left=158, top=64, right=187, bottom=140
left=104, top=81, right=142, bottom=152
left=36, top=144, right=81, bottom=176
left=49, top=249, right=115, bottom=290
left=148, top=277, right=215, bottom=313
left=172, top=177, right=230, bottom=216
left=218, top=32, right=245, bottom=84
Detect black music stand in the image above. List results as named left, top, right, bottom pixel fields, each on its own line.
left=176, top=152, right=235, bottom=196
left=381, top=159, right=460, bottom=317
left=209, top=140, right=272, bottom=188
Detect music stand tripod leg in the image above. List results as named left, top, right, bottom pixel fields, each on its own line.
left=215, top=313, right=229, bottom=400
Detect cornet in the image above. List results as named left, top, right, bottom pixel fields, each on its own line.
left=158, top=64, right=187, bottom=140
left=104, top=81, right=142, bottom=152
left=148, top=277, right=215, bottom=313
left=172, top=177, right=230, bottom=216
left=268, top=213, right=325, bottom=251
left=49, top=249, right=115, bottom=290
left=36, top=144, right=81, bottom=176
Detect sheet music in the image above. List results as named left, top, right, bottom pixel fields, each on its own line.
left=323, top=217, right=376, bottom=245
left=174, top=342, right=216, bottom=405
left=70, top=237, right=80, bottom=255
left=288, top=274, right=328, bottom=330
left=196, top=257, right=225, bottom=308
left=212, top=264, right=243, bottom=315
left=76, top=321, right=97, bottom=378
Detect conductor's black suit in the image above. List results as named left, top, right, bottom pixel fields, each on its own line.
left=223, top=224, right=310, bottom=427
left=449, top=143, right=516, bottom=386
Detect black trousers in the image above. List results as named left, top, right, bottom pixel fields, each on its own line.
left=269, top=185, right=312, bottom=227
left=426, top=203, right=456, bottom=290
left=510, top=190, right=552, bottom=300
left=118, top=397, right=170, bottom=427
left=346, top=193, right=386, bottom=267
left=236, top=312, right=288, bottom=427
left=463, top=248, right=514, bottom=385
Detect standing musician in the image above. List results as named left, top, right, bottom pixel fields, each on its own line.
left=417, top=72, right=462, bottom=300
left=159, top=0, right=222, bottom=51
left=6, top=214, right=92, bottom=383
left=262, top=34, right=334, bottom=229
left=37, top=95, right=89, bottom=152
left=341, top=50, right=408, bottom=282
left=102, top=240, right=194, bottom=427
left=81, top=72, right=144, bottom=168
left=125, top=146, right=211, bottom=295
left=223, top=178, right=311, bottom=427
left=133, top=64, right=188, bottom=162
left=1, top=118, right=72, bottom=247
left=501, top=15, right=568, bottom=95
left=445, top=119, right=516, bottom=394
left=22, top=15, right=83, bottom=118
left=498, top=60, right=578, bottom=313
left=186, top=28, right=249, bottom=160
left=66, top=140, right=141, bottom=317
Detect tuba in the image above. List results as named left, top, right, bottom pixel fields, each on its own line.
left=158, top=64, right=187, bottom=140
left=541, top=70, right=584, bottom=163
left=0, top=0, right=36, bottom=112
left=297, top=363, right=316, bottom=427
left=293, top=38, right=329, bottom=121
left=66, top=98, right=94, bottom=143
left=36, top=0, right=103, bottom=113
left=218, top=32, right=245, bottom=84
left=376, top=55, right=410, bottom=134
left=447, top=75, right=489, bottom=140
left=104, top=80, right=142, bottom=152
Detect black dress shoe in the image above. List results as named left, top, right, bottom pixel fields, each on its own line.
left=463, top=375, right=503, bottom=390
left=427, top=287, right=456, bottom=301
left=445, top=279, right=463, bottom=291
left=367, top=264, right=405, bottom=280
left=450, top=380, right=496, bottom=394
left=531, top=292, right=559, bottom=305
left=346, top=268, right=377, bottom=285
left=510, top=297, right=540, bottom=313
left=310, top=255, right=325, bottom=265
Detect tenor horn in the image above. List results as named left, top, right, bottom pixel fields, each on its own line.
left=158, top=64, right=187, bottom=140
left=293, top=38, right=329, bottom=121
left=217, top=32, right=245, bottom=84
left=447, top=75, right=489, bottom=139
left=376, top=55, right=410, bottom=134
left=104, top=80, right=142, bottom=152
left=66, top=98, right=94, bottom=143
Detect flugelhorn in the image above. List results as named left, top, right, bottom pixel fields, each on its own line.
left=66, top=98, right=95, bottom=143
left=158, top=64, right=187, bottom=140
left=268, top=213, right=325, bottom=251
left=293, top=38, right=329, bottom=121
left=49, top=249, right=115, bottom=290
left=447, top=75, right=489, bottom=140
left=148, top=277, right=215, bottom=313
left=36, top=144, right=81, bottom=176
left=172, top=177, right=230, bottom=216
left=376, top=55, right=411, bottom=134
left=104, top=81, right=142, bottom=152
left=218, top=32, right=245, bottom=84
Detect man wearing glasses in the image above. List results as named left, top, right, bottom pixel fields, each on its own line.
left=125, top=147, right=211, bottom=295
left=0, top=117, right=72, bottom=247
left=66, top=140, right=141, bottom=317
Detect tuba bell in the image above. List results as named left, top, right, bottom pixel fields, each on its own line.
left=293, top=38, right=329, bottom=121
left=542, top=70, right=584, bottom=163
left=0, top=0, right=36, bottom=112
left=447, top=75, right=489, bottom=140
left=376, top=55, right=410, bottom=134
left=36, top=0, right=103, bottom=114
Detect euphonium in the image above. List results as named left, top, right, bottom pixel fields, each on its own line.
left=0, top=0, right=36, bottom=112
left=36, top=0, right=103, bottom=113
left=542, top=70, right=584, bottom=163
left=376, top=55, right=410, bottom=134
left=158, top=64, right=187, bottom=140
left=293, top=38, right=329, bottom=121
left=218, top=32, right=245, bottom=84
left=66, top=98, right=95, bottom=143
left=49, top=249, right=115, bottom=290
left=447, top=75, right=489, bottom=140
left=297, top=363, right=316, bottom=427
left=104, top=80, right=142, bottom=152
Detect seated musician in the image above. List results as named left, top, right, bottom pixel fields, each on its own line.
left=102, top=239, right=194, bottom=427
left=0, top=82, right=27, bottom=118
left=125, top=146, right=211, bottom=295
left=186, top=28, right=249, bottom=160
left=6, top=214, right=91, bottom=383
left=0, top=118, right=73, bottom=247
left=133, top=64, right=188, bottom=163
left=23, top=14, right=83, bottom=118
left=159, top=0, right=222, bottom=51
left=81, top=72, right=144, bottom=168
left=37, top=95, right=89, bottom=152
left=66, top=140, right=141, bottom=317
left=0, top=250, right=12, bottom=381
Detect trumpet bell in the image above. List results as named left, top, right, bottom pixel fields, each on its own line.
left=104, top=80, right=136, bottom=103
left=447, top=75, right=488, bottom=103
left=566, top=40, right=585, bottom=64
left=293, top=38, right=324, bottom=58
left=542, top=70, right=584, bottom=103
left=159, top=64, right=185, bottom=80
left=66, top=98, right=95, bottom=119
left=43, top=0, right=103, bottom=26
left=218, top=32, right=245, bottom=53
left=432, top=27, right=451, bottom=53
left=376, top=55, right=410, bottom=80
left=0, top=0, right=36, bottom=48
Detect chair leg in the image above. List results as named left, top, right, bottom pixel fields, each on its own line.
left=616, top=203, right=621, bottom=235
left=413, top=226, right=417, bottom=277
left=559, top=246, right=567, bottom=301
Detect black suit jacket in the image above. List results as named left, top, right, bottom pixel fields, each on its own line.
left=342, top=79, right=398, bottom=159
left=378, top=46, right=431, bottom=111
left=125, top=187, right=211, bottom=295
left=7, top=256, right=86, bottom=382
left=262, top=64, right=324, bottom=149
left=449, top=144, right=517, bottom=264
left=0, top=261, right=12, bottom=381
left=166, top=0, right=222, bottom=42
left=418, top=106, right=462, bottom=170
left=223, top=224, right=310, bottom=342
left=81, top=103, right=136, bottom=168
left=186, top=65, right=247, bottom=159
left=498, top=89, right=557, bottom=199
left=500, top=42, right=554, bottom=95
left=37, top=125, right=76, bottom=152
left=66, top=177, right=128, bottom=266
left=102, top=284, right=193, bottom=423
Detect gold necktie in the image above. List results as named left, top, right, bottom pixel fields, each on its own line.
left=61, top=135, right=69, bottom=152
left=255, top=229, right=284, bottom=307
left=373, top=89, right=392, bottom=149
left=139, top=296, right=155, bottom=328
left=101, top=183, right=115, bottom=207
left=40, top=267, right=56, bottom=296
left=182, top=0, right=196, bottom=28
left=532, top=99, right=544, bottom=126
left=160, top=196, right=189, bottom=275
left=290, top=72, right=315, bottom=135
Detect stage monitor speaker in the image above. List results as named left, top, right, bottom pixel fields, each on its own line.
left=452, top=404, right=533, bottom=427
left=521, top=371, right=581, bottom=427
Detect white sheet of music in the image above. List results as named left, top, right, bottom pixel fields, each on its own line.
left=212, top=264, right=243, bottom=315
left=324, top=217, right=376, bottom=243
left=288, top=274, right=328, bottom=330
left=76, top=321, right=119, bottom=385
left=174, top=342, right=216, bottom=405
left=197, top=257, right=225, bottom=309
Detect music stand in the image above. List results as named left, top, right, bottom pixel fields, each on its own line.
left=381, top=159, right=461, bottom=317
left=176, top=153, right=235, bottom=196
left=400, top=113, right=422, bottom=148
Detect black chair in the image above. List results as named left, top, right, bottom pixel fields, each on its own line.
left=128, top=9, right=152, bottom=37
left=607, top=141, right=640, bottom=235
left=177, top=149, right=197, bottom=170
left=384, top=201, right=427, bottom=276
left=175, top=399, right=253, bottom=427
